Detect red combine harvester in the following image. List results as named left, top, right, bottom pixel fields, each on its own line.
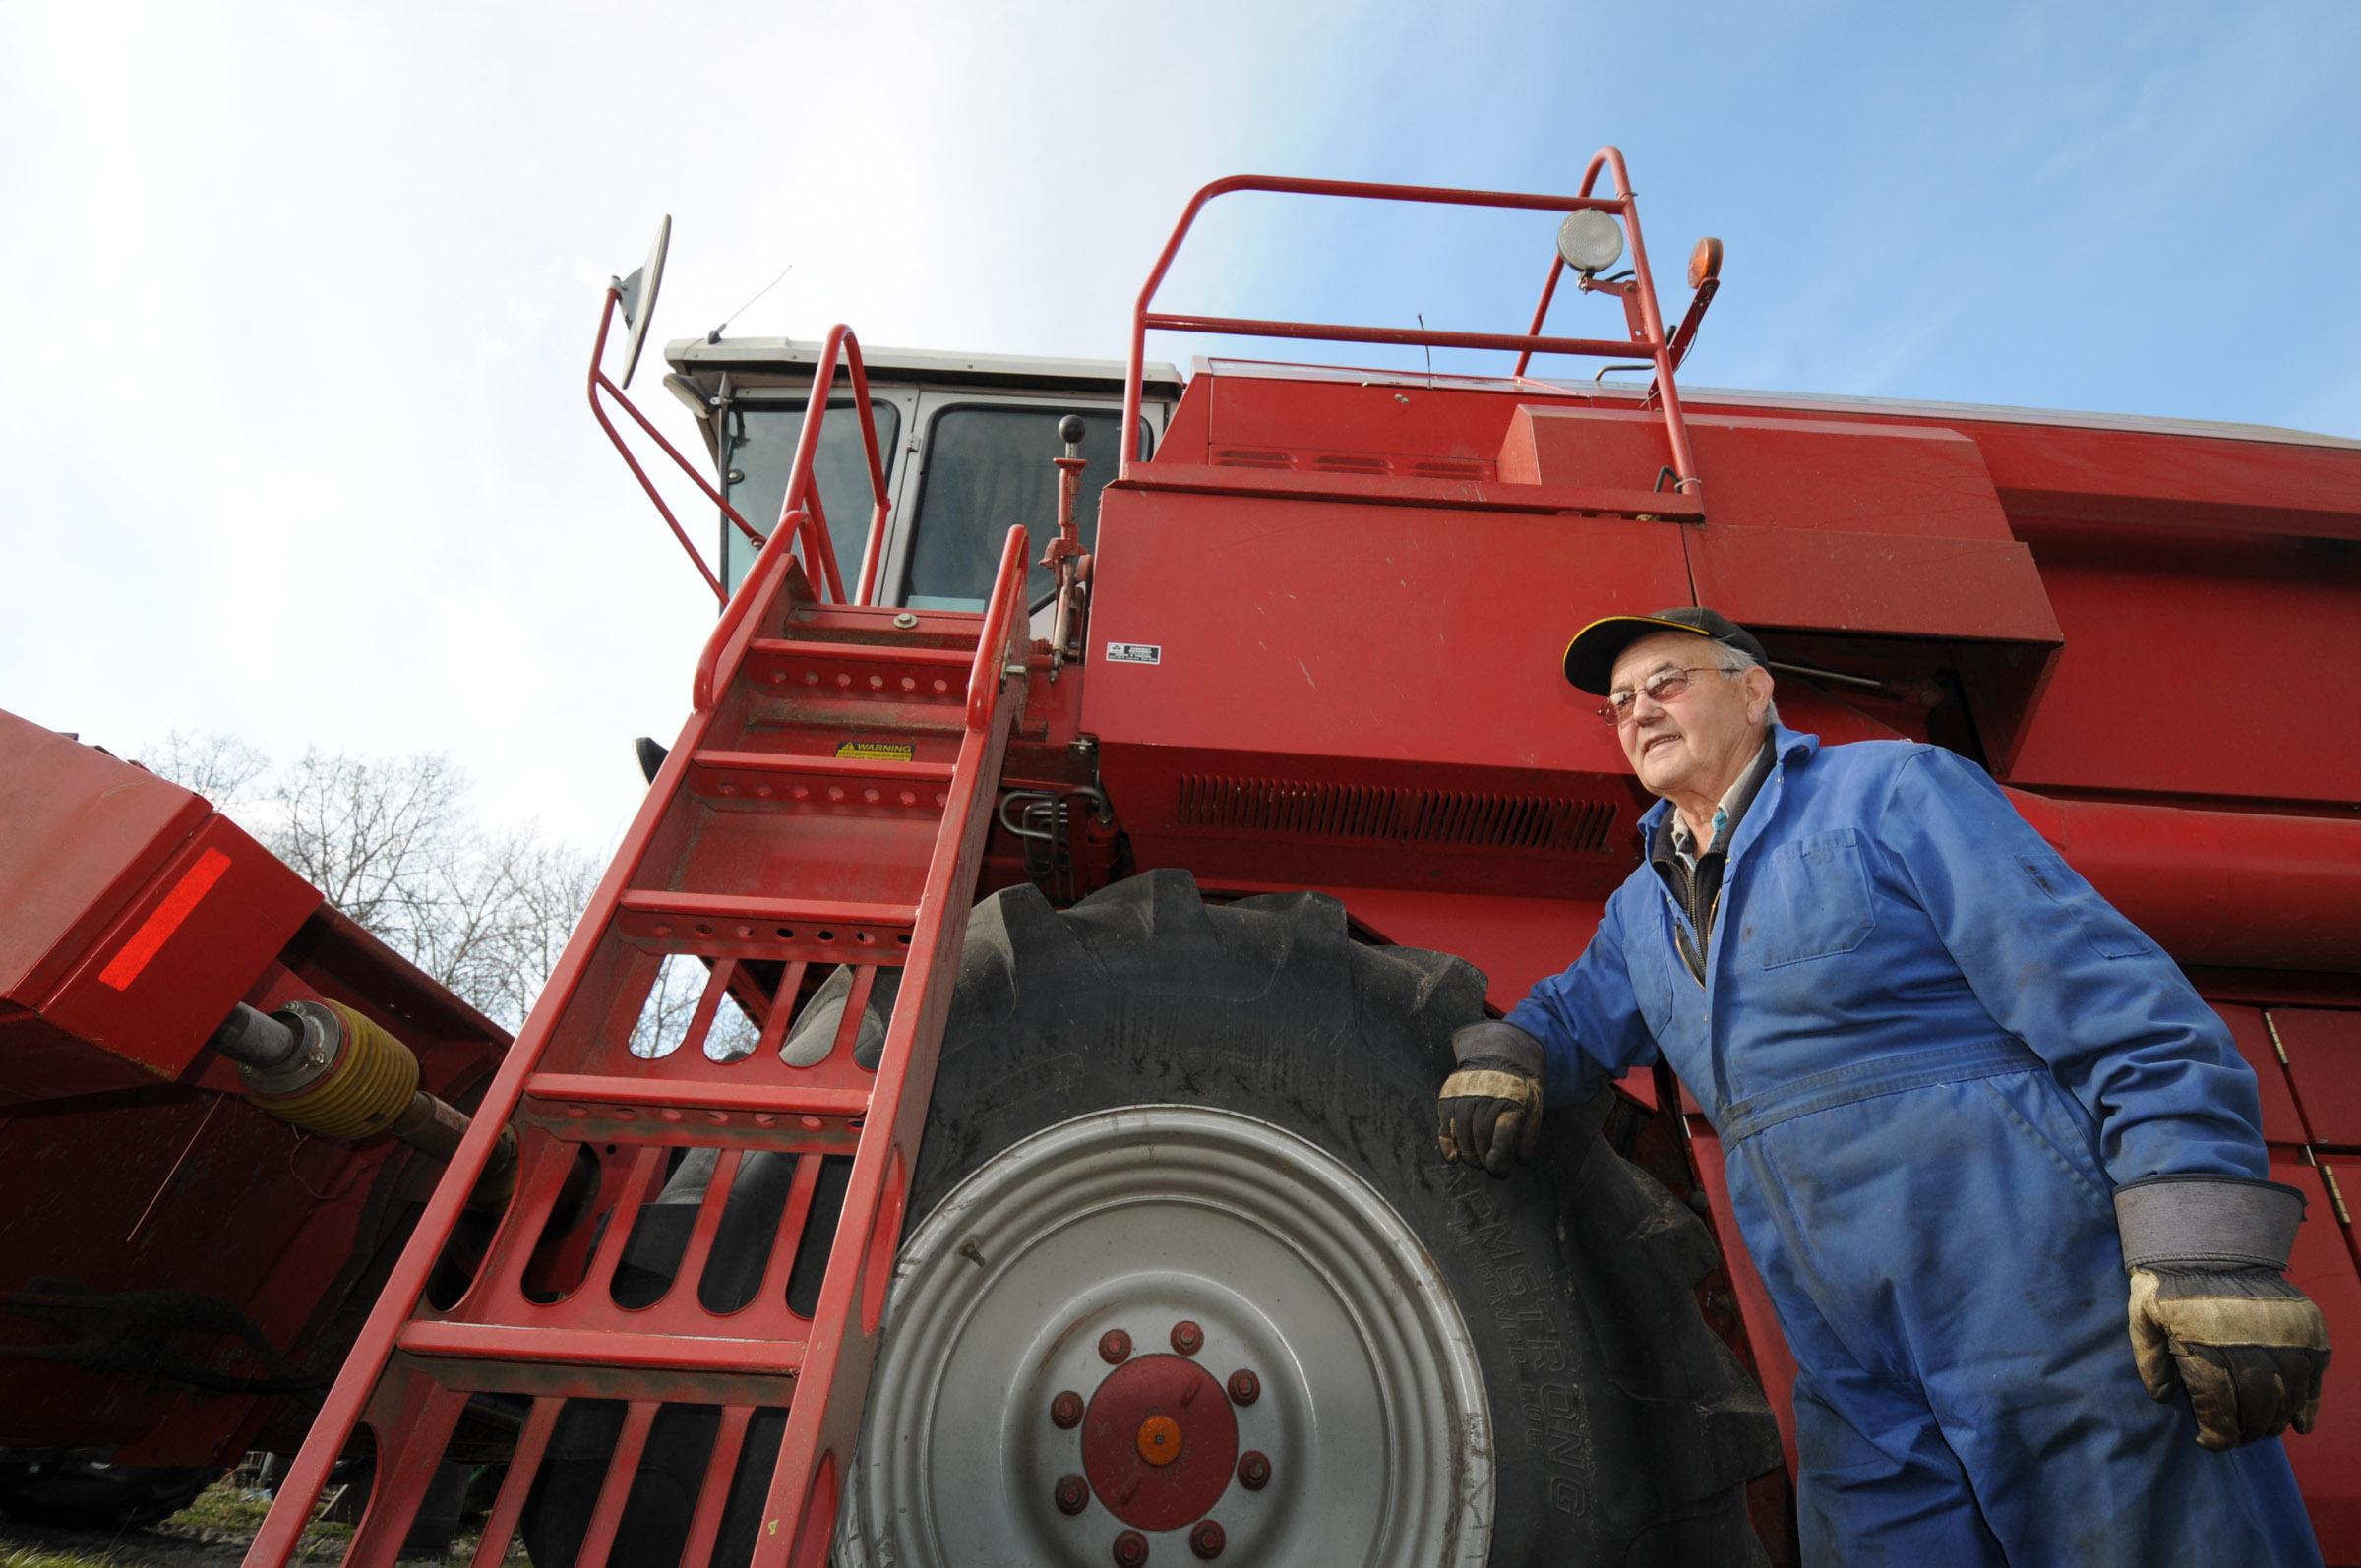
left=0, top=717, right=512, bottom=1530
left=222, top=149, right=2361, bottom=1565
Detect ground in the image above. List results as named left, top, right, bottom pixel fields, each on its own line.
left=0, top=1480, right=526, bottom=1567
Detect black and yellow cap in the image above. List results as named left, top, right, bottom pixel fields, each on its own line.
left=1561, top=606, right=1769, bottom=694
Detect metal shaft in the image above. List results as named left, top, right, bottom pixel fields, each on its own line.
left=206, top=1000, right=518, bottom=1208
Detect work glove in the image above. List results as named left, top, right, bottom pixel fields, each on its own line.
left=1437, top=1019, right=1544, bottom=1178
left=2115, top=1175, right=2331, bottom=1450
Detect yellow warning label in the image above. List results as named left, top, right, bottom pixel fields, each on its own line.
left=835, top=740, right=916, bottom=762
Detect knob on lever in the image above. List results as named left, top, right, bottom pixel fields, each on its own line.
left=1059, top=413, right=1085, bottom=458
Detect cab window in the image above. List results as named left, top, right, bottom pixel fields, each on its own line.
left=902, top=407, right=1148, bottom=610
left=720, top=399, right=901, bottom=592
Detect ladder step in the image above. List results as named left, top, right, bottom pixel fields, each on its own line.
left=741, top=637, right=974, bottom=703
left=782, top=602, right=984, bottom=643
left=688, top=749, right=955, bottom=811
left=612, top=891, right=917, bottom=957
left=525, top=1073, right=872, bottom=1116
left=765, top=636, right=973, bottom=666
left=398, top=1322, right=806, bottom=1402
left=521, top=1073, right=872, bottom=1150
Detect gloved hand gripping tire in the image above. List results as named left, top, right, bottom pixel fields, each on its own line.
left=2115, top=1175, right=2331, bottom=1450
left=1437, top=1019, right=1544, bottom=1178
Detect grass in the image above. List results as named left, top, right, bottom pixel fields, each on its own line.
left=1, top=1480, right=524, bottom=1568
left=155, top=1482, right=348, bottom=1549
left=157, top=1488, right=272, bottom=1535
left=156, top=1479, right=520, bottom=1565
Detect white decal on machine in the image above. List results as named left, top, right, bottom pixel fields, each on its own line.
left=1106, top=641, right=1162, bottom=666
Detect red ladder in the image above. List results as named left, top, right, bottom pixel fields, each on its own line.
left=246, top=381, right=1034, bottom=1565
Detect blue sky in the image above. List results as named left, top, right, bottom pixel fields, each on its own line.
left=4, top=1, right=2355, bottom=851
left=1154, top=0, right=2361, bottom=428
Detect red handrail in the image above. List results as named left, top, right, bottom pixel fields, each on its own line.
left=692, top=325, right=895, bottom=711
left=586, top=285, right=767, bottom=603
left=968, top=526, right=1031, bottom=731
left=1509, top=148, right=1698, bottom=487
left=1120, top=150, right=1702, bottom=493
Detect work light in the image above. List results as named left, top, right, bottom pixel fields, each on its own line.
left=1555, top=209, right=1624, bottom=275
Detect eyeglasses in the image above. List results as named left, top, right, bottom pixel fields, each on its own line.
left=1596, top=666, right=1737, bottom=727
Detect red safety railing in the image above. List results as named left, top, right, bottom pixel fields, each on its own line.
left=692, top=326, right=895, bottom=710
left=586, top=283, right=765, bottom=604
left=968, top=525, right=1031, bottom=730
left=1121, top=147, right=1702, bottom=492
left=591, top=293, right=895, bottom=614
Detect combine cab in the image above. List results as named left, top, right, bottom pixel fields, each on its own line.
left=245, top=151, right=2361, bottom=1565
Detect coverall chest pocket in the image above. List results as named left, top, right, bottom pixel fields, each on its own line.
left=1747, top=828, right=1876, bottom=969
left=1624, top=902, right=1681, bottom=1039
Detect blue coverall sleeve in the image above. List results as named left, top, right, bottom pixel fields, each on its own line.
left=1503, top=893, right=1662, bottom=1107
left=1875, top=746, right=2269, bottom=1185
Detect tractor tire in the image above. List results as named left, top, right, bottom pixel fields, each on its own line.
left=0, top=1460, right=219, bottom=1530
left=524, top=870, right=1780, bottom=1566
left=837, top=870, right=1781, bottom=1567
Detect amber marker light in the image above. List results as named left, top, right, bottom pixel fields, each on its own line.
left=1689, top=236, right=1725, bottom=289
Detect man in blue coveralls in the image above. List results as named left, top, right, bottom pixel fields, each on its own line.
left=1436, top=607, right=2331, bottom=1565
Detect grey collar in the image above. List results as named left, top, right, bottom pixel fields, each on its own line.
left=1658, top=737, right=1777, bottom=868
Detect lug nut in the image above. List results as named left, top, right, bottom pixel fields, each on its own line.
left=1051, top=1390, right=1085, bottom=1428
left=1190, top=1519, right=1227, bottom=1559
left=1171, top=1319, right=1204, bottom=1356
left=1226, top=1369, right=1260, bottom=1406
left=1056, top=1474, right=1089, bottom=1515
left=1237, top=1450, right=1270, bottom=1490
left=1113, top=1529, right=1149, bottom=1566
left=1099, top=1328, right=1133, bottom=1364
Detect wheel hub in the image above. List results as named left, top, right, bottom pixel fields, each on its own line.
left=1083, top=1355, right=1237, bottom=1529
left=837, top=1105, right=1493, bottom=1567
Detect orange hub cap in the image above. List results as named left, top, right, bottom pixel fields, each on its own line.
left=1135, top=1415, right=1183, bottom=1466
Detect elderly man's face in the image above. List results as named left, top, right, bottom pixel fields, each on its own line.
left=1609, top=632, right=1775, bottom=802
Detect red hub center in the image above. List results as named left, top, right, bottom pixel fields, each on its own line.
left=1080, top=1353, right=1239, bottom=1532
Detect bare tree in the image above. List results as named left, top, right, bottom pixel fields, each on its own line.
left=270, top=749, right=471, bottom=949
left=140, top=730, right=270, bottom=810
left=138, top=737, right=602, bottom=1035
left=629, top=955, right=759, bottom=1061
left=474, top=829, right=606, bottom=1031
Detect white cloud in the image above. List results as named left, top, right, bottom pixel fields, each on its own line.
left=3, top=0, right=2355, bottom=879
left=0, top=0, right=1319, bottom=850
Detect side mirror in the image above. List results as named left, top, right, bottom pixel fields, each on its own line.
left=612, top=214, right=672, bottom=390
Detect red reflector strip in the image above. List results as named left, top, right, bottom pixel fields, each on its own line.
left=99, top=847, right=233, bottom=992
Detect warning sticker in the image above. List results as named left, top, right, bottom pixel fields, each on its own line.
left=1106, top=641, right=1162, bottom=666
left=835, top=740, right=916, bottom=762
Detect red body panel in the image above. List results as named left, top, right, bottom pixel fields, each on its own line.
left=0, top=712, right=508, bottom=1469
left=1083, top=355, right=2361, bottom=1558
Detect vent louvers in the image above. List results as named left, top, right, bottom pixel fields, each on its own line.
left=1206, top=450, right=1497, bottom=480
left=1178, top=775, right=1615, bottom=853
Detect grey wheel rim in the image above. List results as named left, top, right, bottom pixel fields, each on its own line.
left=837, top=1104, right=1493, bottom=1567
